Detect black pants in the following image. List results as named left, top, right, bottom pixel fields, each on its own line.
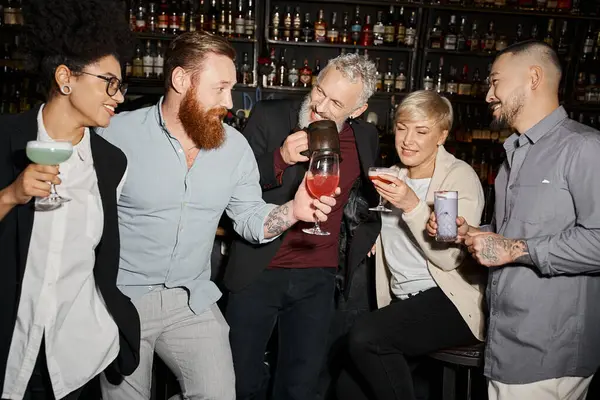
left=3, top=338, right=84, bottom=400
left=338, top=287, right=479, bottom=400
left=226, top=267, right=336, bottom=400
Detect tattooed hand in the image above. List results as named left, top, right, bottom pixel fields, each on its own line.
left=464, top=232, right=533, bottom=267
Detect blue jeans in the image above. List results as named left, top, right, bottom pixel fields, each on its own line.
left=227, top=267, right=337, bottom=400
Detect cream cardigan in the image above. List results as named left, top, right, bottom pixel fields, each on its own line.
left=375, top=146, right=487, bottom=341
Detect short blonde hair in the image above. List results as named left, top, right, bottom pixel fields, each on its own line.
left=395, top=90, right=454, bottom=132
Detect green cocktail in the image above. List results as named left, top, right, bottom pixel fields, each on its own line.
left=26, top=140, right=74, bottom=211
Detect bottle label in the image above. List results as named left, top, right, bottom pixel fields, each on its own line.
left=384, top=27, right=395, bottom=43
left=423, top=79, right=434, bottom=91
left=458, top=83, right=471, bottom=96
left=405, top=28, right=416, bottom=46
left=395, top=77, right=406, bottom=91
left=315, top=25, right=326, bottom=42
left=584, top=39, right=593, bottom=54
left=245, top=19, right=254, bottom=35
left=289, top=71, right=299, bottom=85
left=396, top=27, right=406, bottom=43
left=444, top=36, right=457, bottom=50
left=158, top=15, right=169, bottom=29
left=300, top=73, right=312, bottom=85
left=235, top=18, right=245, bottom=34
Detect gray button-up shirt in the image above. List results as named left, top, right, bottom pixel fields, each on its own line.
left=96, top=99, right=276, bottom=314
left=485, top=106, right=600, bottom=384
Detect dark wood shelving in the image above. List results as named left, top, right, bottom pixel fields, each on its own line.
left=425, top=48, right=495, bottom=58
left=270, top=0, right=422, bottom=7
left=134, top=32, right=256, bottom=43
left=266, top=39, right=414, bottom=53
left=564, top=101, right=600, bottom=111
left=423, top=4, right=600, bottom=20
left=125, top=78, right=258, bottom=95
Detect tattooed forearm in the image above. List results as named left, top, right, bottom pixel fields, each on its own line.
left=509, top=239, right=533, bottom=265
left=264, top=204, right=293, bottom=238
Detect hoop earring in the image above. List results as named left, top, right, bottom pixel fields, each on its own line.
left=60, top=85, right=72, bottom=95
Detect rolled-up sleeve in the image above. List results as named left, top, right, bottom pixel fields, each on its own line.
left=528, top=136, right=600, bottom=276
left=225, top=144, right=277, bottom=244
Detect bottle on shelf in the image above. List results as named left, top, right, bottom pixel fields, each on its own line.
left=244, top=0, right=255, bottom=39
left=543, top=19, right=555, bottom=48
left=159, top=0, right=170, bottom=34
left=292, top=7, right=302, bottom=42
left=154, top=40, right=165, bottom=80
left=456, top=17, right=467, bottom=52
left=136, top=0, right=147, bottom=32
left=235, top=0, right=246, bottom=38
left=179, top=0, right=189, bottom=33
left=208, top=0, right=218, bottom=33
left=395, top=61, right=407, bottom=93
left=458, top=65, right=471, bottom=96
left=327, top=12, right=340, bottom=44
left=468, top=22, right=481, bottom=52
left=360, top=14, right=374, bottom=47
left=557, top=21, right=569, bottom=56
left=314, top=9, right=327, bottom=43
left=446, top=65, right=458, bottom=96
left=484, top=21, right=496, bottom=52
left=373, top=11, right=385, bottom=46
left=312, top=59, right=321, bottom=86
left=404, top=11, right=417, bottom=48
left=384, top=58, right=395, bottom=93
left=375, top=58, right=383, bottom=92
left=169, top=0, right=180, bottom=35
left=444, top=15, right=458, bottom=51
left=240, top=52, right=253, bottom=85
left=143, top=40, right=154, bottom=79
left=300, top=59, right=313, bottom=88
left=384, top=6, right=396, bottom=46
left=396, top=7, right=406, bottom=47
left=283, top=6, right=292, bottom=41
left=301, top=13, right=313, bottom=42
left=429, top=16, right=444, bottom=49
left=434, top=57, right=445, bottom=94
left=218, top=0, right=227, bottom=36
left=267, top=48, right=277, bottom=86
left=340, top=12, right=351, bottom=44
left=271, top=5, right=280, bottom=40
left=423, top=61, right=434, bottom=91
left=132, top=44, right=144, bottom=78
left=351, top=6, right=362, bottom=46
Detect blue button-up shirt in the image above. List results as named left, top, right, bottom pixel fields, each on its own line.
left=485, top=106, right=600, bottom=384
left=97, top=99, right=276, bottom=313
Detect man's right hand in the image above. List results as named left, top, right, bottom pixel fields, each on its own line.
left=426, top=212, right=476, bottom=244
left=280, top=130, right=310, bottom=165
left=3, top=164, right=61, bottom=206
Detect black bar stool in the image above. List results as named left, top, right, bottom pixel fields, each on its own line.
left=429, top=343, right=485, bottom=400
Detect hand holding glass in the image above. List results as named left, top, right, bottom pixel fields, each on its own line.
left=434, top=191, right=458, bottom=242
left=368, top=167, right=399, bottom=212
left=303, top=150, right=340, bottom=236
left=26, top=140, right=73, bottom=211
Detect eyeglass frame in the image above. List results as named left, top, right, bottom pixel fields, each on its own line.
left=79, top=71, right=128, bottom=97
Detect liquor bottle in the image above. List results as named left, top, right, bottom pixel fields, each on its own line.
left=179, top=0, right=189, bottom=33
left=429, top=16, right=444, bottom=49
left=514, top=23, right=524, bottom=44
left=327, top=12, right=340, bottom=44
left=444, top=15, right=458, bottom=51
left=446, top=66, right=458, bottom=95
left=340, top=12, right=351, bottom=44
left=456, top=17, right=467, bottom=51
left=132, top=44, right=144, bottom=78
left=544, top=19, right=555, bottom=47
left=314, top=9, right=327, bottom=43
left=208, top=0, right=219, bottom=33
left=458, top=65, right=471, bottom=96
left=147, top=2, right=158, bottom=32
left=143, top=41, right=154, bottom=79
left=583, top=25, right=594, bottom=56
left=240, top=52, right=253, bottom=85
left=530, top=24, right=539, bottom=40
left=383, top=59, right=394, bottom=92
left=292, top=7, right=302, bottom=42
left=235, top=0, right=246, bottom=37
left=557, top=21, right=569, bottom=56
left=351, top=6, right=362, bottom=45
left=395, top=61, right=407, bottom=93
left=547, top=0, right=558, bottom=8
left=404, top=11, right=417, bottom=47
left=128, top=3, right=136, bottom=31
left=423, top=61, right=434, bottom=91
left=468, top=22, right=481, bottom=51
left=396, top=7, right=406, bottom=46
left=283, top=6, right=292, bottom=41
left=288, top=59, right=299, bottom=87
left=271, top=5, right=281, bottom=40
left=312, top=59, right=321, bottom=86
left=557, top=0, right=572, bottom=12
left=154, top=40, right=164, bottom=80
left=471, top=68, right=482, bottom=97
left=375, top=58, right=383, bottom=91
left=218, top=0, right=227, bottom=36
left=484, top=21, right=496, bottom=52
left=301, top=13, right=313, bottom=42
left=360, top=15, right=374, bottom=47
left=373, top=11, right=385, bottom=46
left=169, top=0, right=180, bottom=35
left=226, top=0, right=234, bottom=37
left=188, top=0, right=197, bottom=32
left=267, top=48, right=277, bottom=86
left=245, top=0, right=255, bottom=38
left=158, top=0, right=170, bottom=33
left=435, top=58, right=445, bottom=94
left=300, top=59, right=313, bottom=87
left=136, top=0, right=147, bottom=32
left=384, top=6, right=396, bottom=45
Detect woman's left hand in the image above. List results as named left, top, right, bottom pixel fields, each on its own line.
left=372, top=175, right=420, bottom=213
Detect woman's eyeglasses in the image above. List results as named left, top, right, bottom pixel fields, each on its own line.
left=79, top=72, right=128, bottom=96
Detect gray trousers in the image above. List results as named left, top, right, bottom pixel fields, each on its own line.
left=100, top=287, right=235, bottom=400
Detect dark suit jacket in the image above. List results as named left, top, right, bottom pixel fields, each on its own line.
left=224, top=99, right=382, bottom=298
left=0, top=107, right=140, bottom=389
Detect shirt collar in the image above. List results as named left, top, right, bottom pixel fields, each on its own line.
left=155, top=96, right=171, bottom=135
left=522, top=106, right=568, bottom=144
left=36, top=104, right=92, bottom=163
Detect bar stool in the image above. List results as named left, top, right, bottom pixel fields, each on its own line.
left=429, top=343, right=485, bottom=400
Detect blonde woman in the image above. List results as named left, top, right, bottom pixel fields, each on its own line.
left=338, top=90, right=487, bottom=400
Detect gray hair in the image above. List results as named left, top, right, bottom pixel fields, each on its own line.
left=317, top=53, right=377, bottom=107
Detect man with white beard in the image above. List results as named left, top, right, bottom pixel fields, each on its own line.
left=95, top=31, right=338, bottom=400
left=225, top=53, right=382, bottom=400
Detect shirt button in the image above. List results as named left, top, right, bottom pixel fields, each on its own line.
left=492, top=281, right=498, bottom=286
left=503, top=218, right=507, bottom=223
left=178, top=149, right=183, bottom=153
left=509, top=184, right=515, bottom=189
left=492, top=311, right=498, bottom=316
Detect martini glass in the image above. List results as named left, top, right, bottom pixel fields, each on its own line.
left=368, top=167, right=399, bottom=212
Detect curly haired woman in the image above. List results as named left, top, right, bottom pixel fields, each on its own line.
left=0, top=0, right=140, bottom=399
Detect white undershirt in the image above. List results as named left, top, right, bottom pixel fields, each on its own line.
left=381, top=177, right=437, bottom=298
left=2, top=106, right=120, bottom=399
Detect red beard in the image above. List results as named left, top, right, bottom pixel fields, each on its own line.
left=178, top=85, right=228, bottom=150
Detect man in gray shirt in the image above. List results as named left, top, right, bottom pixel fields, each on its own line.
left=428, top=41, right=600, bottom=399
left=97, top=32, right=337, bottom=400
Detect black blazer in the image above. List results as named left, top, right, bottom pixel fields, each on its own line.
left=224, top=99, right=382, bottom=296
left=0, top=107, right=140, bottom=389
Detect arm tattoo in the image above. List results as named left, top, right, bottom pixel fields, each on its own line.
left=480, top=236, right=533, bottom=265
left=264, top=204, right=292, bottom=237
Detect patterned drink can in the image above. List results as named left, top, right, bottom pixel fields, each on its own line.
left=434, top=191, right=458, bottom=242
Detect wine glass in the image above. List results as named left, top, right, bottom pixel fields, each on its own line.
left=368, top=167, right=399, bottom=212
left=302, top=150, right=340, bottom=236
left=26, top=140, right=73, bottom=211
